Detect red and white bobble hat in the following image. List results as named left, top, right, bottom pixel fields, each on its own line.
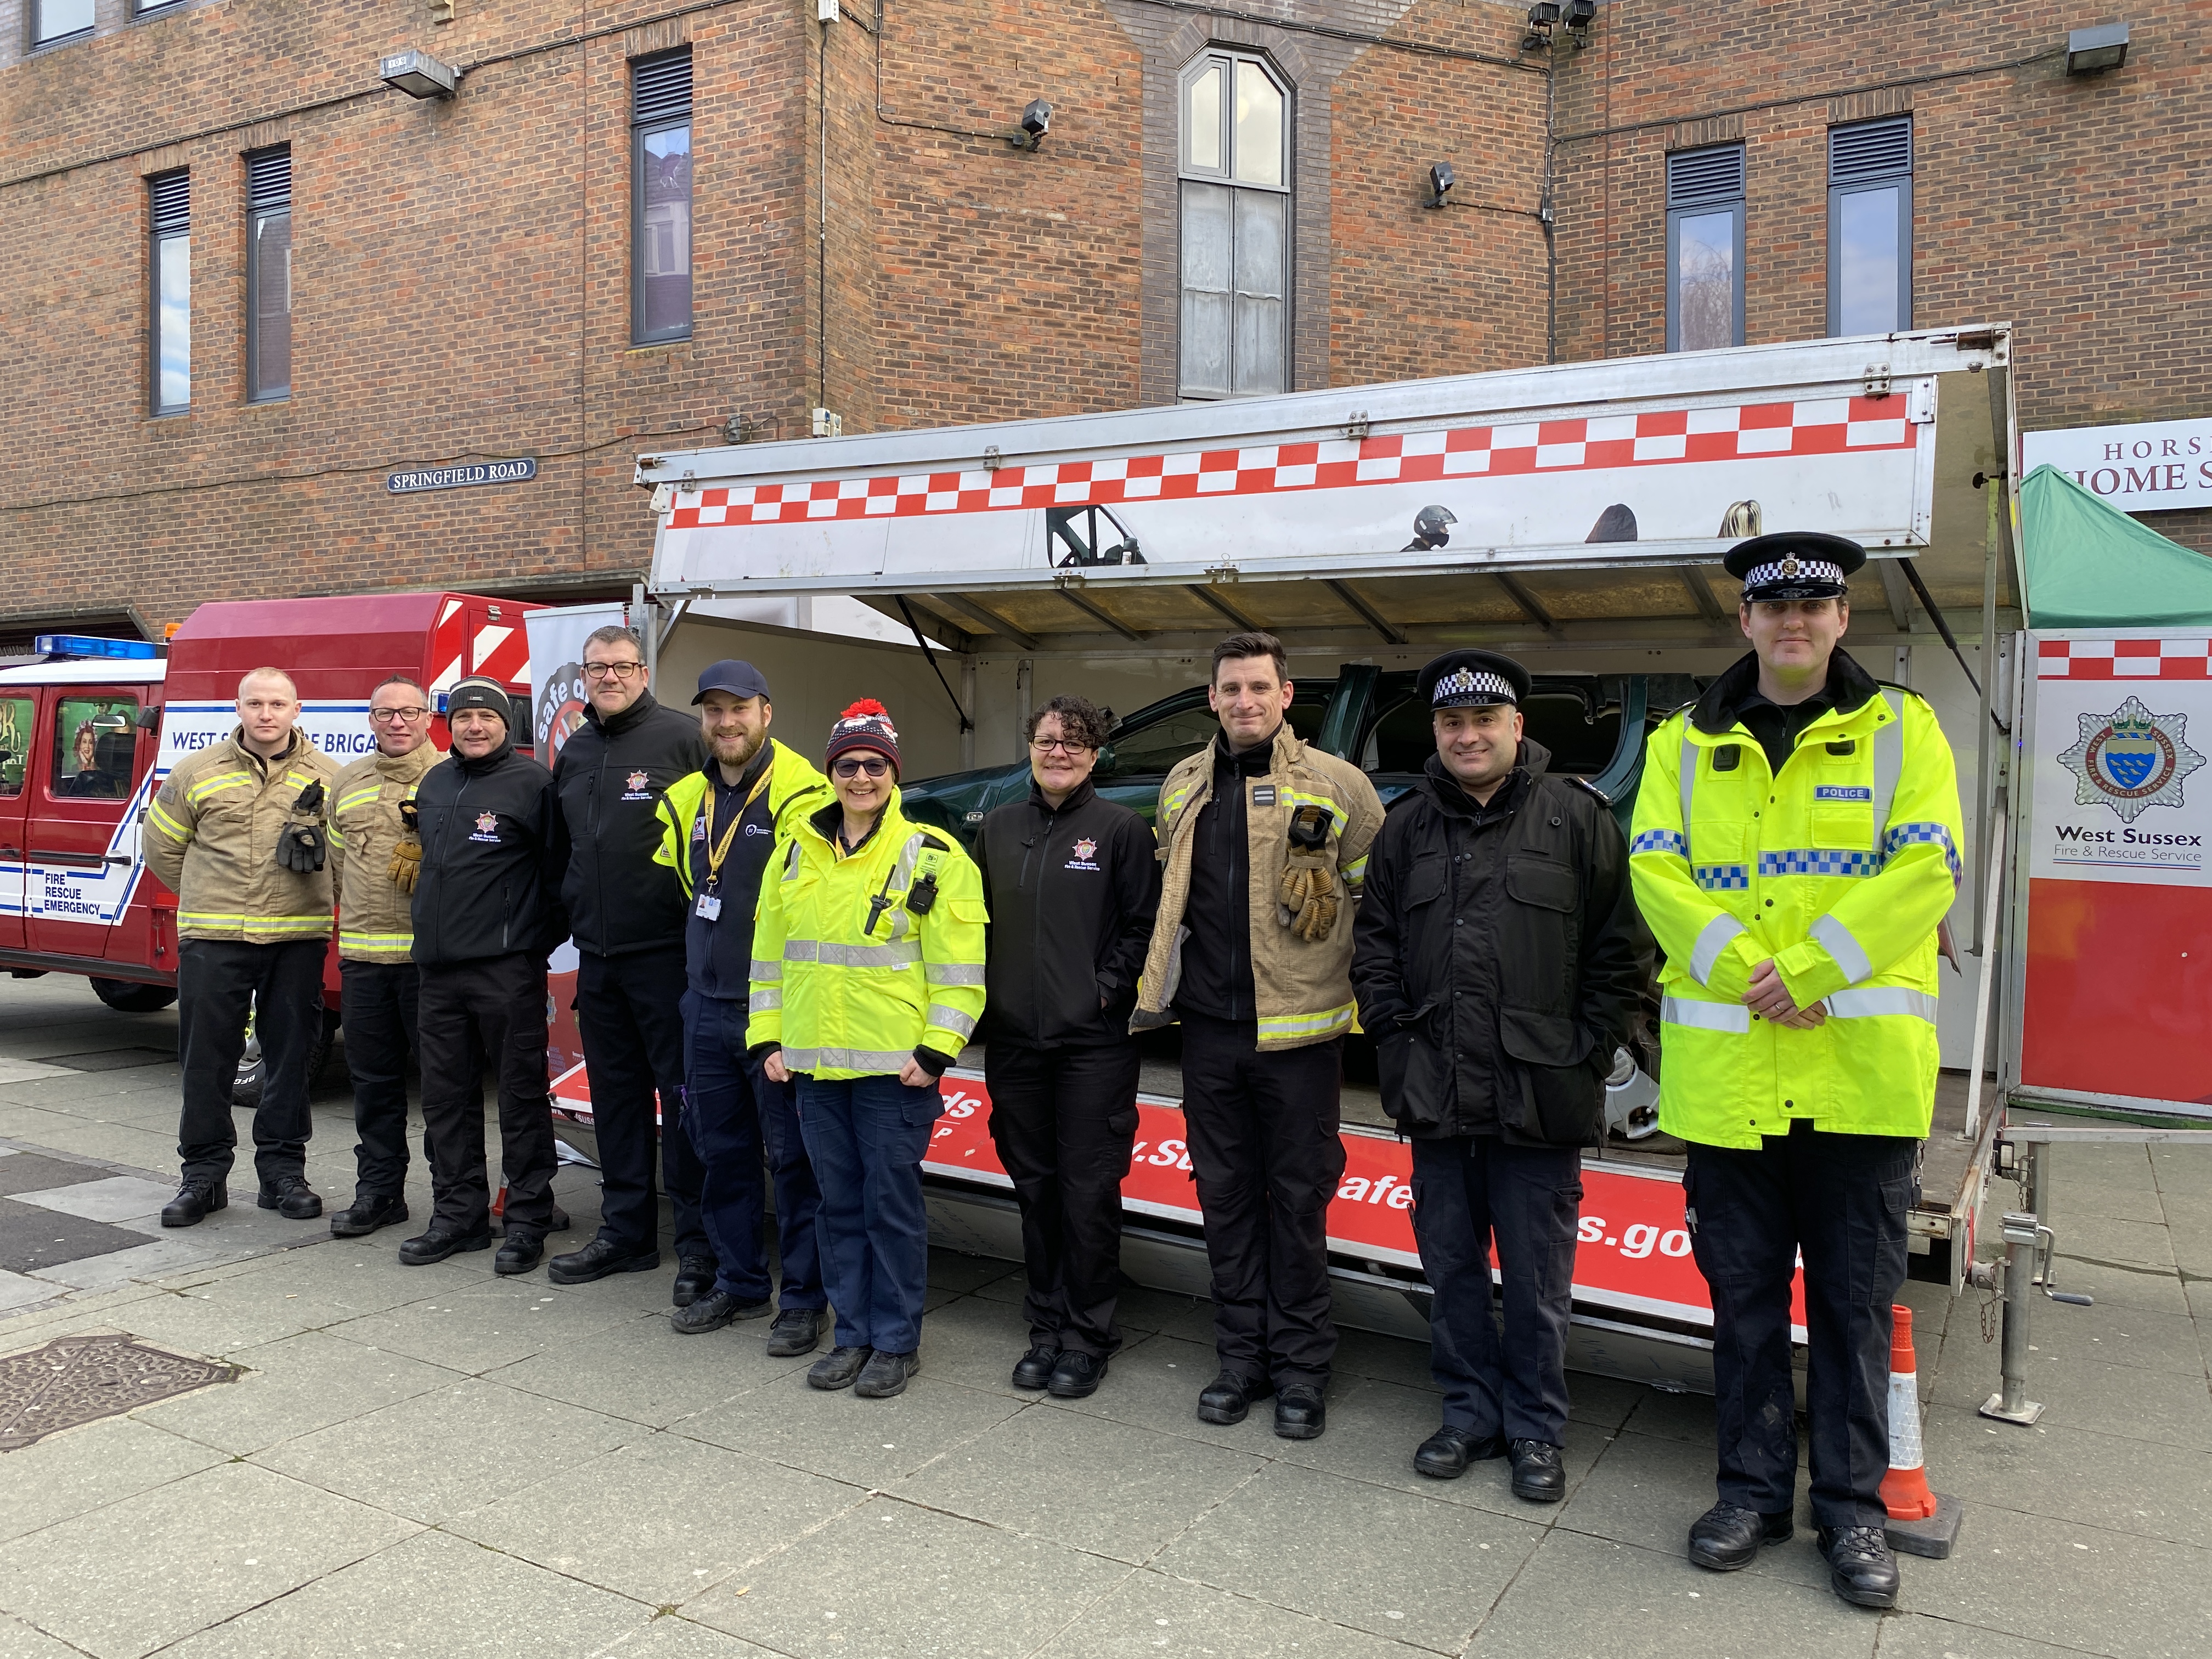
left=825, top=699, right=901, bottom=776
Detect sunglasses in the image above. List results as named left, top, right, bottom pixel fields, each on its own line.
left=831, top=756, right=891, bottom=778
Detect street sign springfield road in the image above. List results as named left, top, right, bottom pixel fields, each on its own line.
left=2016, top=630, right=2212, bottom=1112
left=386, top=458, right=538, bottom=494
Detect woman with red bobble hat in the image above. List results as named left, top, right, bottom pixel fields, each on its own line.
left=747, top=699, right=989, bottom=1398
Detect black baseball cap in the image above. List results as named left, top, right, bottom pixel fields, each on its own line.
left=693, top=659, right=772, bottom=704
left=1724, top=532, right=1866, bottom=601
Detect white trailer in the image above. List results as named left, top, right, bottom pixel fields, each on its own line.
left=629, top=328, right=2023, bottom=1391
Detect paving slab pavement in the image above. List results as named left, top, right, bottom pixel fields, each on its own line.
left=0, top=974, right=2204, bottom=1658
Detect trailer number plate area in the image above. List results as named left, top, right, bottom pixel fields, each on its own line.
left=927, top=1071, right=1807, bottom=1336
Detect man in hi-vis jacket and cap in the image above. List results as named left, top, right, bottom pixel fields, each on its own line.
left=1629, top=532, right=1964, bottom=1612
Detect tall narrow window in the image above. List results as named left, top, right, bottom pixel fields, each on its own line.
left=150, top=172, right=191, bottom=415
left=1829, top=119, right=1912, bottom=337
left=32, top=0, right=94, bottom=47
left=1666, top=146, right=1745, bottom=353
left=1178, top=52, right=1290, bottom=400
left=632, top=51, right=693, bottom=345
left=246, top=147, right=293, bottom=402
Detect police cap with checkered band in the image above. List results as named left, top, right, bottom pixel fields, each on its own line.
left=1724, top=531, right=1866, bottom=602
left=1417, top=648, right=1530, bottom=711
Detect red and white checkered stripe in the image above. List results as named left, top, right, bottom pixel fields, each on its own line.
left=665, top=397, right=1915, bottom=530
left=2038, top=638, right=2212, bottom=679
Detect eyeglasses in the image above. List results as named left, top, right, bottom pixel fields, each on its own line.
left=369, top=707, right=429, bottom=724
left=831, top=756, right=890, bottom=778
left=582, top=661, right=644, bottom=681
left=1029, top=737, right=1096, bottom=755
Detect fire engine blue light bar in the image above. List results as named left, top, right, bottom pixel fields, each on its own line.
left=34, top=635, right=160, bottom=660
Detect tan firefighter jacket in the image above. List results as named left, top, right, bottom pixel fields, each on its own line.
left=328, top=742, right=438, bottom=962
left=144, top=729, right=340, bottom=945
left=1133, top=725, right=1384, bottom=1049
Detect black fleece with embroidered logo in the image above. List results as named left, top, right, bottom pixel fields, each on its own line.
left=411, top=736, right=564, bottom=966
left=977, top=778, right=1160, bottom=1049
left=548, top=690, right=708, bottom=957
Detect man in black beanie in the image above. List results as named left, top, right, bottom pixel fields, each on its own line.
left=402, top=677, right=566, bottom=1274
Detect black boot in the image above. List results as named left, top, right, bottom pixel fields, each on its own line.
left=548, top=1237, right=661, bottom=1285
left=161, top=1178, right=227, bottom=1228
left=1413, top=1426, right=1506, bottom=1480
left=1818, top=1526, right=1900, bottom=1609
left=330, top=1193, right=408, bottom=1238
left=494, top=1231, right=545, bottom=1276
left=399, top=1226, right=493, bottom=1265
left=258, top=1175, right=323, bottom=1220
left=765, top=1308, right=826, bottom=1358
left=1011, top=1346, right=1060, bottom=1390
left=1273, top=1384, right=1327, bottom=1440
left=1508, top=1439, right=1567, bottom=1503
left=1195, top=1370, right=1272, bottom=1426
left=1688, top=1502, right=1795, bottom=1571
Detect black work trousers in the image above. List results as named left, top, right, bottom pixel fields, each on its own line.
left=1410, top=1134, right=1582, bottom=1446
left=984, top=1040, right=1143, bottom=1358
left=416, top=953, right=557, bottom=1237
left=340, top=959, right=423, bottom=1204
left=1178, top=1011, right=1347, bottom=1389
left=577, top=946, right=708, bottom=1261
left=177, top=938, right=323, bottom=1188
left=1685, top=1119, right=1917, bottom=1530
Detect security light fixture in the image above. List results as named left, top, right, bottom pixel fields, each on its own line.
left=1564, top=0, right=1595, bottom=44
left=2064, top=21, right=2129, bottom=74
left=379, top=48, right=456, bottom=99
left=1523, top=1, right=1559, bottom=50
left=1012, top=99, right=1053, bottom=151
left=1425, top=161, right=1455, bottom=210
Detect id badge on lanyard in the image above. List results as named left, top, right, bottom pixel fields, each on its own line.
left=695, top=891, right=723, bottom=921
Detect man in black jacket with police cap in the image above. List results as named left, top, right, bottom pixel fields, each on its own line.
left=403, top=678, right=565, bottom=1274
left=546, top=624, right=713, bottom=1293
left=1351, top=648, right=1650, bottom=1501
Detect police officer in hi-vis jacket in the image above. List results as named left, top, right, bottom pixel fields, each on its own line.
left=1629, top=533, right=1965, bottom=1612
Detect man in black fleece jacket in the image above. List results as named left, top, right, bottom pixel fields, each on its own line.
left=977, top=695, right=1160, bottom=1400
left=403, top=678, right=565, bottom=1275
left=546, top=624, right=712, bottom=1293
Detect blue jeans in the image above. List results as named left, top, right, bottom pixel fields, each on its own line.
left=794, top=1073, right=943, bottom=1355
left=681, top=992, right=825, bottom=1309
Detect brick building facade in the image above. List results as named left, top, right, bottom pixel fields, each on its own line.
left=0, top=0, right=2203, bottom=641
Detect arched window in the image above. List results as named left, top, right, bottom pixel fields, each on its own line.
left=1178, top=52, right=1289, bottom=399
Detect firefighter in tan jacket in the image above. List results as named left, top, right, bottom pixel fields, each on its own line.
left=144, top=667, right=339, bottom=1228
left=323, top=675, right=439, bottom=1238
left=1131, top=632, right=1383, bottom=1440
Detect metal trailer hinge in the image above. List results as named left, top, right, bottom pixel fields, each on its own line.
left=1863, top=364, right=1892, bottom=399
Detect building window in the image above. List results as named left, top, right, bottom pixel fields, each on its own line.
left=1666, top=145, right=1745, bottom=353
left=1177, top=51, right=1289, bottom=400
left=1829, top=119, right=1911, bottom=337
left=632, top=50, right=693, bottom=345
left=31, top=0, right=93, bottom=47
left=150, top=171, right=190, bottom=415
left=246, top=147, right=293, bottom=402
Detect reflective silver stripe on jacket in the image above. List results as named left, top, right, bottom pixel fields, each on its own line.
left=751, top=957, right=782, bottom=983
left=780, top=1046, right=917, bottom=1074
left=1660, top=995, right=1751, bottom=1035
left=1689, top=913, right=1746, bottom=985
left=1810, top=913, right=1873, bottom=984
left=749, top=988, right=782, bottom=1014
left=924, top=963, right=986, bottom=986
left=1869, top=691, right=1904, bottom=854
left=1826, top=986, right=1938, bottom=1023
left=1679, top=733, right=1698, bottom=863
left=783, top=938, right=924, bottom=968
left=926, top=1004, right=978, bottom=1040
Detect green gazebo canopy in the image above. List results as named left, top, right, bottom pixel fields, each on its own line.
left=2018, top=462, right=2212, bottom=628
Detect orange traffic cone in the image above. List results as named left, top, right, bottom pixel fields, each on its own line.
left=1879, top=1304, right=1963, bottom=1559
left=1880, top=1305, right=1938, bottom=1520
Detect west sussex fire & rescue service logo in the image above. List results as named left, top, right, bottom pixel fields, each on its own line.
left=2057, top=696, right=2205, bottom=823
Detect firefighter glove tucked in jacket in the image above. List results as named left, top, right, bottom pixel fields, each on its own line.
left=746, top=788, right=988, bottom=1080
left=275, top=781, right=328, bottom=874
left=1133, top=725, right=1385, bottom=1049
left=328, top=744, right=438, bottom=961
left=144, top=730, right=341, bottom=944
left=1627, top=649, right=1965, bottom=1149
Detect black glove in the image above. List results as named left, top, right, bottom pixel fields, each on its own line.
left=292, top=781, right=325, bottom=816
left=276, top=822, right=326, bottom=873
left=398, top=799, right=419, bottom=834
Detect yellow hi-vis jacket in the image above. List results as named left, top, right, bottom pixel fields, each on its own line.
left=1628, top=654, right=1964, bottom=1148
left=649, top=739, right=832, bottom=899
left=144, top=729, right=340, bottom=944
left=328, top=743, right=437, bottom=962
left=747, top=788, right=988, bottom=1080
